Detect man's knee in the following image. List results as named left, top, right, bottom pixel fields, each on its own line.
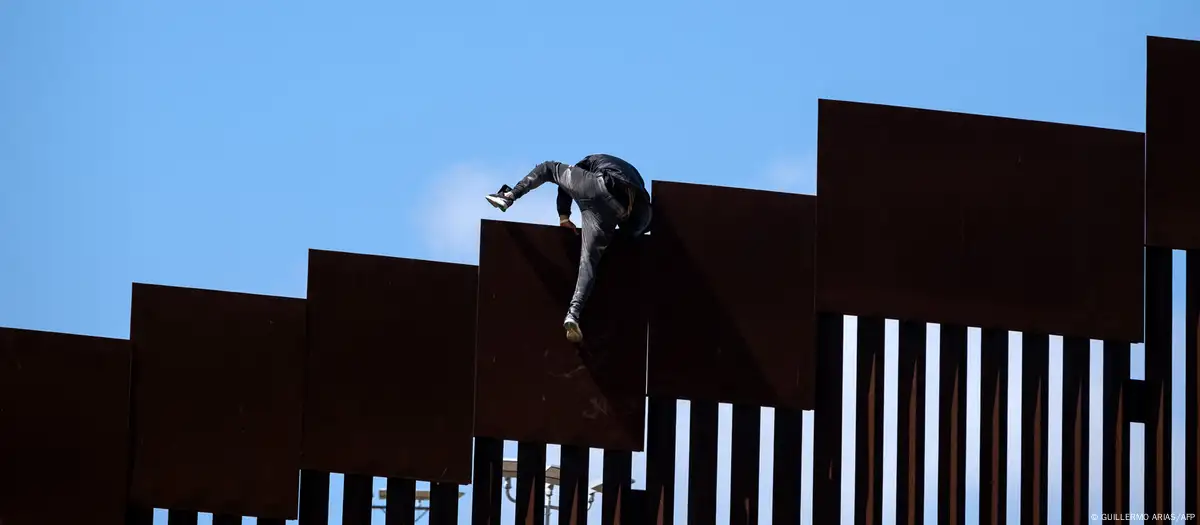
left=620, top=206, right=651, bottom=237
left=536, top=161, right=566, bottom=176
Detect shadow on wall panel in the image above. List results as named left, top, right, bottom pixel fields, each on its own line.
left=474, top=219, right=648, bottom=451
left=815, top=98, right=1145, bottom=343
left=1146, top=36, right=1200, bottom=250
left=648, top=180, right=817, bottom=410
left=302, top=249, right=476, bottom=484
left=0, top=328, right=132, bottom=525
left=127, top=283, right=306, bottom=519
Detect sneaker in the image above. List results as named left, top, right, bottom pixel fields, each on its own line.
left=563, top=315, right=583, bottom=343
left=486, top=185, right=514, bottom=212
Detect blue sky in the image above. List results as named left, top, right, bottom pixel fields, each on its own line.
left=2, top=1, right=1199, bottom=524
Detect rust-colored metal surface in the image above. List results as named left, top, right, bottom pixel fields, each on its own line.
left=1021, top=334, right=1049, bottom=525
left=0, top=328, right=131, bottom=525
left=470, top=438, right=503, bottom=525
left=1146, top=36, right=1200, bottom=250
left=1187, top=252, right=1200, bottom=518
left=298, top=470, right=330, bottom=525
left=127, top=507, right=154, bottom=525
left=771, top=407, right=803, bottom=525
left=644, top=398, right=677, bottom=525
left=854, top=317, right=885, bottom=525
left=895, top=321, right=926, bottom=525
left=342, top=474, right=373, bottom=525
left=1103, top=341, right=1132, bottom=518
left=475, top=219, right=648, bottom=450
left=303, top=249, right=476, bottom=483
left=1144, top=247, right=1173, bottom=523
left=686, top=401, right=719, bottom=525
left=127, top=283, right=306, bottom=519
left=558, top=445, right=590, bottom=525
left=816, top=99, right=1144, bottom=343
left=1123, top=378, right=1150, bottom=423
left=386, top=477, right=417, bottom=525
left=602, top=450, right=633, bottom=525
left=515, top=442, right=547, bottom=525
left=728, top=405, right=760, bottom=525
left=978, top=329, right=1008, bottom=525
left=938, top=325, right=967, bottom=525
left=168, top=511, right=198, bottom=525
left=625, top=489, right=648, bottom=525
left=811, top=313, right=844, bottom=525
left=649, top=181, right=816, bottom=409
left=168, top=511, right=199, bottom=525
left=1061, top=337, right=1090, bottom=525
left=429, top=483, right=460, bottom=525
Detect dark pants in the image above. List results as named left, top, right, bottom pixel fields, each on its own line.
left=511, top=162, right=651, bottom=320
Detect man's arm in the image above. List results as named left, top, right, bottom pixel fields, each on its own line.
left=557, top=186, right=572, bottom=222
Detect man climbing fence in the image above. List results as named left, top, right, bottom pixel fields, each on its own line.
left=485, top=153, right=651, bottom=344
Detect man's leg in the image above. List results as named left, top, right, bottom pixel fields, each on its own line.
left=487, top=161, right=591, bottom=211
left=564, top=207, right=617, bottom=343
left=620, top=192, right=653, bottom=237
left=511, top=161, right=569, bottom=198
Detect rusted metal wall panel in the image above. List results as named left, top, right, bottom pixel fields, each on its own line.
left=811, top=313, right=844, bottom=525
left=127, top=507, right=154, bottom=524
left=475, top=219, right=647, bottom=450
left=303, top=249, right=476, bottom=483
left=649, top=181, right=816, bottom=410
left=386, top=477, right=416, bottom=525
left=341, top=474, right=373, bottom=525
left=470, top=438, right=503, bottom=525
left=686, top=401, right=719, bottom=525
left=1146, top=36, right=1200, bottom=250
left=1061, top=336, right=1090, bottom=525
left=602, top=450, right=634, bottom=525
left=428, top=482, right=459, bottom=525
left=938, top=325, right=967, bottom=525
left=1143, top=247, right=1173, bottom=523
left=1102, top=341, right=1132, bottom=518
left=728, top=405, right=760, bottom=525
left=298, top=470, right=330, bottom=525
left=978, top=329, right=1008, bottom=525
left=854, top=317, right=885, bottom=525
left=0, top=328, right=131, bottom=525
left=168, top=511, right=199, bottom=525
left=557, top=445, right=590, bottom=525
left=515, top=442, right=547, bottom=525
left=644, top=398, right=677, bottom=525
left=895, top=321, right=927, bottom=525
left=1020, top=334, right=1049, bottom=525
left=1187, top=252, right=1200, bottom=518
left=816, top=99, right=1144, bottom=343
left=771, top=407, right=803, bottom=525
left=127, top=283, right=306, bottom=519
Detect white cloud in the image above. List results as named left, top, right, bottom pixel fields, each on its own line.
left=761, top=152, right=817, bottom=195
left=416, top=154, right=817, bottom=267
left=414, top=162, right=568, bottom=265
